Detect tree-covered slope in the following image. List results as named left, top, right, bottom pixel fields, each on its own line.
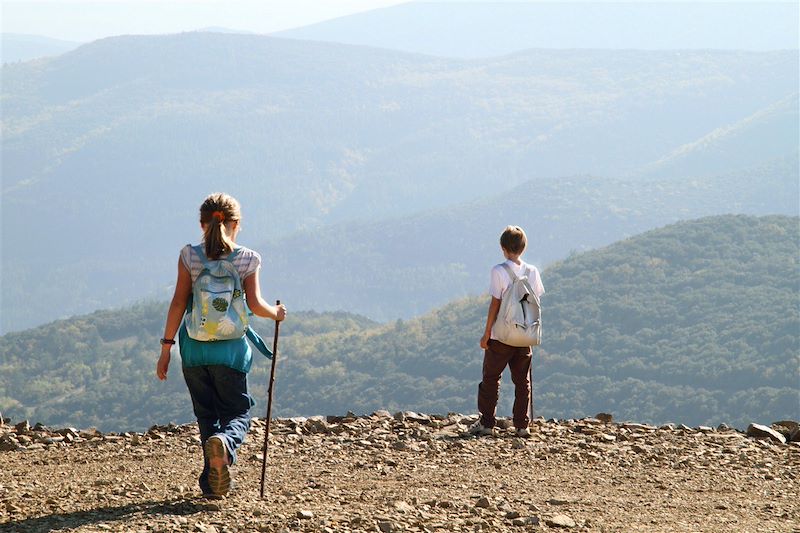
left=275, top=215, right=799, bottom=428
left=1, top=215, right=796, bottom=430
left=0, top=306, right=377, bottom=432
left=2, top=32, right=797, bottom=332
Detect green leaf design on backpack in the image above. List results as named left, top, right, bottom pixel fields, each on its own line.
left=212, top=297, right=229, bottom=312
left=232, top=289, right=242, bottom=299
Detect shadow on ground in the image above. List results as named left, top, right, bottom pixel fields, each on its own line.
left=1, top=497, right=217, bottom=532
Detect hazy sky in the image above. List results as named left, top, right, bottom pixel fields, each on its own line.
left=1, top=0, right=409, bottom=42
left=3, top=0, right=787, bottom=43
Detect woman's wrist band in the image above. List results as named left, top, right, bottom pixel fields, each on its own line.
left=160, top=338, right=176, bottom=345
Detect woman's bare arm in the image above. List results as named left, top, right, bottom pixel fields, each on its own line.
left=242, top=269, right=286, bottom=321
left=157, top=259, right=192, bottom=380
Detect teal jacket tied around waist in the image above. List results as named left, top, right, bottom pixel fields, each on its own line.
left=179, top=322, right=272, bottom=374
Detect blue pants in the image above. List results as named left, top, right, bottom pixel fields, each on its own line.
left=182, top=365, right=255, bottom=494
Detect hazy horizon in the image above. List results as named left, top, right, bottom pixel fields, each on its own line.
left=1, top=0, right=407, bottom=43
left=3, top=1, right=797, bottom=48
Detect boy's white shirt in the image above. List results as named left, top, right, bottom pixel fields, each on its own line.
left=489, top=259, right=545, bottom=341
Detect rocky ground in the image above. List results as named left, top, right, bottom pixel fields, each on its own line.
left=1, top=412, right=798, bottom=533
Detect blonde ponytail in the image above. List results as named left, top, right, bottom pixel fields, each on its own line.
left=199, top=193, right=241, bottom=260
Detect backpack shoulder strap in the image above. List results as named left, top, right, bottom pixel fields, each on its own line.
left=226, top=246, right=242, bottom=264
left=192, top=245, right=210, bottom=268
left=501, top=262, right=519, bottom=283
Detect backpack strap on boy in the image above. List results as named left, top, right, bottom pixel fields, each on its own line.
left=501, top=263, right=519, bottom=282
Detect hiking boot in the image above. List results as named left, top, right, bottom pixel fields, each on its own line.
left=202, top=479, right=236, bottom=500
left=468, top=421, right=496, bottom=436
left=515, top=427, right=532, bottom=438
left=204, top=436, right=231, bottom=497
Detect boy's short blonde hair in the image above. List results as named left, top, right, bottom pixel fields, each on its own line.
left=500, top=225, right=527, bottom=254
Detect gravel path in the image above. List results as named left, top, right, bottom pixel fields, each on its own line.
left=1, top=413, right=798, bottom=532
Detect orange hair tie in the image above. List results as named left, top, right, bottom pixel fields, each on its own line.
left=211, top=211, right=225, bottom=223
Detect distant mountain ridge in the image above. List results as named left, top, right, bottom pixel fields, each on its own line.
left=1, top=33, right=82, bottom=63
left=273, top=2, right=800, bottom=57
left=2, top=33, right=797, bottom=332
left=262, top=153, right=799, bottom=320
left=1, top=215, right=796, bottom=431
left=632, top=94, right=799, bottom=179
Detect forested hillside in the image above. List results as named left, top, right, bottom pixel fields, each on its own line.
left=1, top=215, right=796, bottom=431
left=2, top=32, right=797, bottom=332
left=0, top=308, right=377, bottom=431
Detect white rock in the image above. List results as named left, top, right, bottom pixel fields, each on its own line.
left=546, top=514, right=577, bottom=528
left=747, top=424, right=786, bottom=444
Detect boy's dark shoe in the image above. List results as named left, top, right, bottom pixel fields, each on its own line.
left=515, top=427, right=532, bottom=438
left=204, top=435, right=231, bottom=497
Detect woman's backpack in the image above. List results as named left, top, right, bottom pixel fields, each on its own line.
left=185, top=245, right=249, bottom=342
left=492, top=264, right=542, bottom=347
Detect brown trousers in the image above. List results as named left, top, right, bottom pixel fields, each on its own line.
left=478, top=339, right=532, bottom=429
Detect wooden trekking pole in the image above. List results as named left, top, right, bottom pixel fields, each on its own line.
left=259, top=300, right=281, bottom=499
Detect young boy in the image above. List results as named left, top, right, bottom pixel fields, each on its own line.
left=472, top=225, right=545, bottom=437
